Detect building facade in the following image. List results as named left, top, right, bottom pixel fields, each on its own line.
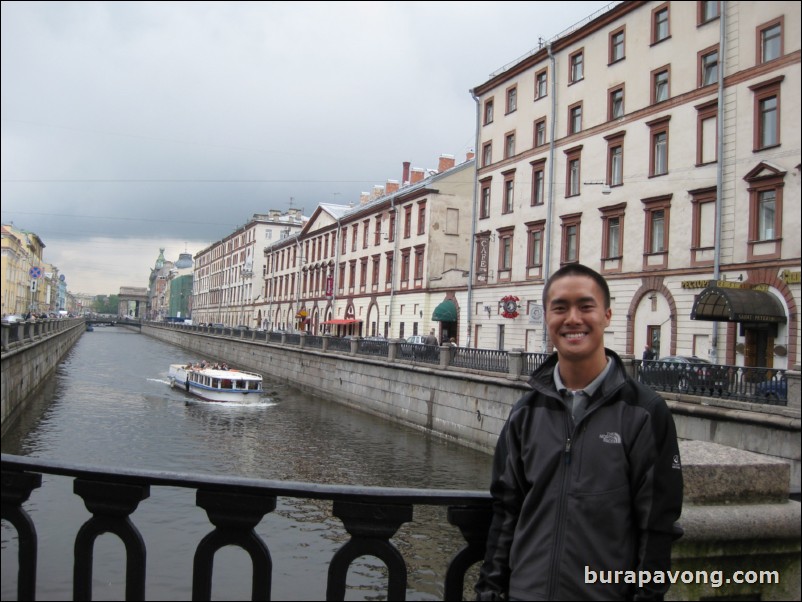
left=260, top=154, right=475, bottom=341
left=191, top=209, right=306, bottom=327
left=1, top=224, right=59, bottom=316
left=468, top=0, right=800, bottom=369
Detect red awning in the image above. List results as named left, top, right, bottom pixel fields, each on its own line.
left=321, top=319, right=362, bottom=325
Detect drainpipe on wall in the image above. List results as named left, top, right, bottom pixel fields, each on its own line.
left=332, top=217, right=342, bottom=326
left=710, top=2, right=727, bottom=362
left=467, top=90, right=481, bottom=348
left=387, top=195, right=399, bottom=338
left=541, top=42, right=558, bottom=353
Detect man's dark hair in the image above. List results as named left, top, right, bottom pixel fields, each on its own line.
left=542, top=263, right=611, bottom=309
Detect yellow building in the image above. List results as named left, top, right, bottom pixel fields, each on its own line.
left=1, top=223, right=47, bottom=317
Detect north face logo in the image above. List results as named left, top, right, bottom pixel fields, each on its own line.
left=599, top=432, right=622, bottom=444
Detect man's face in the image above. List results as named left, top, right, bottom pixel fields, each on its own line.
left=545, top=274, right=612, bottom=363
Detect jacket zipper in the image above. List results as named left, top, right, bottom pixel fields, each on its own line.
left=548, top=412, right=573, bottom=598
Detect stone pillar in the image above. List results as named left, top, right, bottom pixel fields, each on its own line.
left=439, top=345, right=450, bottom=370
left=668, top=440, right=801, bottom=601
left=508, top=350, right=523, bottom=379
left=620, top=353, right=636, bottom=380
left=321, top=335, right=331, bottom=352
left=299, top=333, right=307, bottom=349
left=786, top=366, right=800, bottom=411
left=349, top=337, right=359, bottom=356
left=388, top=340, right=399, bottom=362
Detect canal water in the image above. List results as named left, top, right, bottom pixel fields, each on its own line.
left=1, top=326, right=495, bottom=601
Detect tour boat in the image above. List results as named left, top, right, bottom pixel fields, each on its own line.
left=168, top=363, right=263, bottom=402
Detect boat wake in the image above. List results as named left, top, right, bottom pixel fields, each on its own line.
left=184, top=398, right=278, bottom=408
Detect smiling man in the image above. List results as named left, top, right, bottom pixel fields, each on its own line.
left=476, top=264, right=683, bottom=601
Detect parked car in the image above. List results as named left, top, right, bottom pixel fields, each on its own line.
left=755, top=378, right=787, bottom=402
left=648, top=356, right=727, bottom=395
left=210, top=323, right=225, bottom=329
left=405, top=335, right=427, bottom=345
left=2, top=314, right=24, bottom=324
left=233, top=325, right=249, bottom=331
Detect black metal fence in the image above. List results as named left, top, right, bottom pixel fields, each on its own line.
left=1, top=453, right=491, bottom=601
left=635, top=359, right=788, bottom=404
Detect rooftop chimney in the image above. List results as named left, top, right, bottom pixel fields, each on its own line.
left=385, top=179, right=399, bottom=195
left=370, top=185, right=385, bottom=200
left=360, top=192, right=371, bottom=205
left=410, top=167, right=425, bottom=184
left=402, top=161, right=411, bottom=185
left=466, top=149, right=475, bottom=162
left=438, top=154, right=456, bottom=173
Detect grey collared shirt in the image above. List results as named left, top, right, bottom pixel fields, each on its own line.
left=553, top=358, right=612, bottom=424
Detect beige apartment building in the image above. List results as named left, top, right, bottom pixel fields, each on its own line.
left=261, top=155, right=474, bottom=342
left=192, top=209, right=306, bottom=327
left=468, top=0, right=800, bottom=370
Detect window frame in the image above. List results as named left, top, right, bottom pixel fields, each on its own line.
left=651, top=3, right=670, bottom=45
left=599, top=202, right=626, bottom=274
left=608, top=84, right=625, bottom=120
left=647, top=116, right=671, bottom=177
left=750, top=76, right=783, bottom=151
left=497, top=227, right=515, bottom=279
left=605, top=131, right=625, bottom=188
left=482, top=141, right=492, bottom=167
left=695, top=99, right=718, bottom=165
left=417, top=201, right=427, bottom=236
left=689, top=186, right=717, bottom=267
left=744, top=163, right=785, bottom=261
left=504, top=130, right=516, bottom=159
left=560, top=213, right=582, bottom=265
left=535, top=68, right=548, bottom=100
left=479, top=177, right=492, bottom=220
left=565, top=145, right=582, bottom=198
left=651, top=65, right=671, bottom=104
left=502, top=170, right=515, bottom=215
left=697, top=1, right=720, bottom=25
left=757, top=17, right=783, bottom=64
left=569, top=48, right=584, bottom=84
left=483, top=98, right=494, bottom=125
left=568, top=101, right=583, bottom=135
left=525, top=219, right=546, bottom=279
left=641, top=194, right=672, bottom=270
left=534, top=117, right=547, bottom=147
left=506, top=85, right=518, bottom=114
left=530, top=158, right=546, bottom=206
left=698, top=44, right=719, bottom=87
left=609, top=26, right=626, bottom=64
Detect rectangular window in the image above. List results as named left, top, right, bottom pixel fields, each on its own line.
left=569, top=159, right=580, bottom=196
left=650, top=210, right=665, bottom=253
left=482, top=141, right=492, bottom=167
left=699, top=47, right=718, bottom=86
left=569, top=49, right=584, bottom=83
left=372, top=257, right=380, bottom=286
left=758, top=190, right=776, bottom=240
left=608, top=143, right=623, bottom=186
left=534, top=118, right=546, bottom=147
left=352, top=224, right=358, bottom=252
left=417, top=202, right=426, bottom=235
left=653, top=132, right=667, bottom=176
left=363, top=220, right=370, bottom=248
left=527, top=227, right=543, bottom=267
left=480, top=179, right=491, bottom=219
left=607, top=217, right=620, bottom=258
left=341, top=230, right=347, bottom=254
left=484, top=98, right=494, bottom=125
left=414, top=248, right=424, bottom=281
left=505, top=131, right=516, bottom=158
left=652, top=4, right=670, bottom=43
left=403, top=206, right=412, bottom=238
left=561, top=215, right=581, bottom=264
left=360, top=258, right=368, bottom=287
left=759, top=95, right=778, bottom=148
left=690, top=188, right=716, bottom=266
left=609, top=28, right=625, bottom=63
left=535, top=69, right=548, bottom=99
left=569, top=102, right=582, bottom=135
left=499, top=233, right=513, bottom=271
left=374, top=216, right=382, bottom=245
left=506, top=86, right=517, bottom=113
left=648, top=117, right=670, bottom=177
left=759, top=19, right=782, bottom=63
left=652, top=67, right=670, bottom=103
left=388, top=211, right=395, bottom=243
left=699, top=1, right=719, bottom=24
left=696, top=100, right=717, bottom=165
left=531, top=161, right=545, bottom=206
left=609, top=86, right=624, bottom=120
left=503, top=173, right=514, bottom=214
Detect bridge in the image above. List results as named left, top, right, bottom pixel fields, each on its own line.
left=85, top=317, right=142, bottom=329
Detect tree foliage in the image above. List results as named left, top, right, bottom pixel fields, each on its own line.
left=93, top=295, right=119, bottom=314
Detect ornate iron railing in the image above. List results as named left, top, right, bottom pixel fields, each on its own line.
left=1, top=453, right=491, bottom=602
left=451, top=347, right=508, bottom=374
left=635, top=360, right=787, bottom=405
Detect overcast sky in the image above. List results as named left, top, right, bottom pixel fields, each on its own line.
left=2, top=1, right=614, bottom=295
